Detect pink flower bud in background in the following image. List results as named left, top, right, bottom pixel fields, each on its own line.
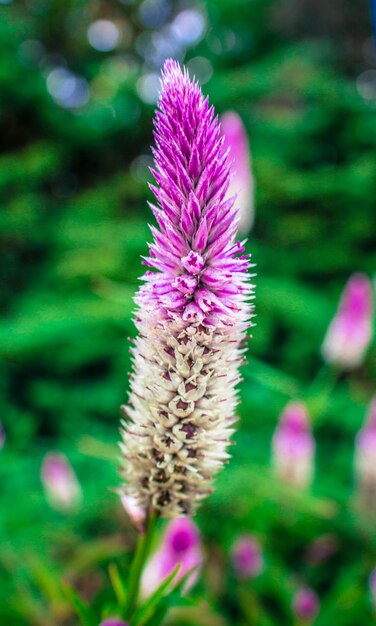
left=121, top=493, right=146, bottom=532
left=355, top=397, right=376, bottom=514
left=41, top=452, right=81, bottom=511
left=231, top=535, right=263, bottom=579
left=292, top=587, right=320, bottom=621
left=99, top=617, right=128, bottom=626
left=221, top=111, right=255, bottom=235
left=0, top=422, right=5, bottom=449
left=272, top=402, right=315, bottom=489
left=321, top=273, right=373, bottom=370
left=141, top=516, right=203, bottom=598
left=369, top=567, right=376, bottom=609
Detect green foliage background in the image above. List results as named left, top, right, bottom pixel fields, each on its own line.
left=1, top=0, right=376, bottom=624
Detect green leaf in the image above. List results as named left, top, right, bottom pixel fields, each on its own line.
left=62, top=583, right=97, bottom=626
left=109, top=562, right=127, bottom=607
left=132, top=564, right=182, bottom=626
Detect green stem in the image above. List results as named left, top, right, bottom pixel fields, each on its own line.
left=124, top=510, right=158, bottom=622
left=306, top=363, right=341, bottom=421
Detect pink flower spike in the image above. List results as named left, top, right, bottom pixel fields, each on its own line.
left=321, top=273, right=373, bottom=370
left=120, top=59, right=254, bottom=517
left=231, top=535, right=263, bottom=579
left=272, top=401, right=315, bottom=489
left=141, top=516, right=203, bottom=598
left=292, top=587, right=320, bottom=621
left=41, top=452, right=81, bottom=512
left=221, top=111, right=255, bottom=235
left=355, top=397, right=376, bottom=513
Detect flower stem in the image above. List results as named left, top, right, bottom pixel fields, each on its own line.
left=124, top=510, right=158, bottom=622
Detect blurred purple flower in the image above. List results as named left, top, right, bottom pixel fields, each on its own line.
left=221, top=111, right=254, bottom=234
left=355, top=397, right=376, bottom=513
left=0, top=422, right=5, bottom=449
left=272, top=401, right=315, bottom=489
left=141, top=516, right=203, bottom=598
left=41, top=452, right=81, bottom=511
left=292, top=587, right=320, bottom=621
left=99, top=620, right=128, bottom=626
left=321, top=273, right=373, bottom=370
left=231, top=535, right=263, bottom=579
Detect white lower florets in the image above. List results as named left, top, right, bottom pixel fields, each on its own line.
left=120, top=311, right=246, bottom=517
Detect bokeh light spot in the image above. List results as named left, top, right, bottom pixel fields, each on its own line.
left=88, top=20, right=120, bottom=52
left=137, top=72, right=160, bottom=103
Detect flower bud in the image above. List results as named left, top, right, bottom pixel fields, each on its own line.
left=355, top=397, right=376, bottom=514
left=99, top=617, right=128, bottom=626
left=272, top=402, right=315, bottom=489
left=221, top=111, right=255, bottom=235
left=321, top=273, right=373, bottom=370
left=231, top=535, right=263, bottom=579
left=141, top=516, right=203, bottom=598
left=292, top=587, right=320, bottom=621
left=0, top=422, right=5, bottom=449
left=41, top=452, right=81, bottom=511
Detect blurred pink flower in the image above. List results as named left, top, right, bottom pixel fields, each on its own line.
left=321, top=273, right=373, bottom=370
left=121, top=493, right=146, bottom=532
left=0, top=422, right=5, bottom=449
left=292, top=587, right=320, bottom=621
left=272, top=401, right=315, bottom=489
left=221, top=111, right=255, bottom=234
left=355, top=397, right=376, bottom=513
left=231, top=535, right=263, bottom=579
left=41, top=452, right=81, bottom=511
left=99, top=617, right=128, bottom=626
left=141, top=516, right=203, bottom=598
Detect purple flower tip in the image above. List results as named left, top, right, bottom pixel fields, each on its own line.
left=41, top=452, right=81, bottom=510
left=322, top=273, right=373, bottom=370
left=166, top=516, right=200, bottom=553
left=272, top=401, right=315, bottom=488
left=293, top=587, right=320, bottom=620
left=141, top=516, right=203, bottom=598
left=274, top=401, right=314, bottom=458
left=231, top=535, right=263, bottom=579
left=99, top=617, right=128, bottom=626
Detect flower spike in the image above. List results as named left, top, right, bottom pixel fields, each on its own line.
left=120, top=59, right=254, bottom=517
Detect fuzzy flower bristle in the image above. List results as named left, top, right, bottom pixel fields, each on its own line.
left=119, top=59, right=254, bottom=518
